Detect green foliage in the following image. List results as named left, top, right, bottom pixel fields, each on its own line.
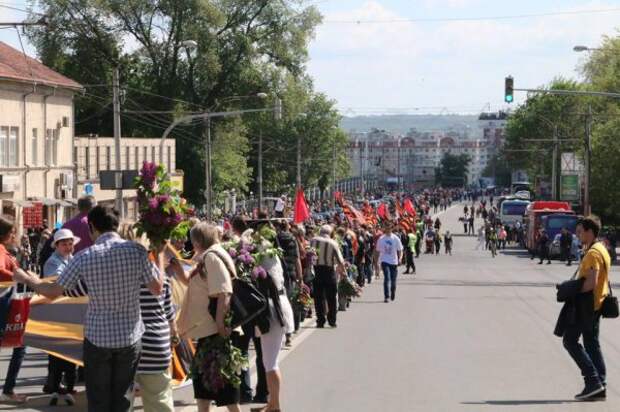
left=436, top=153, right=471, bottom=187
left=481, top=154, right=512, bottom=187
left=26, top=0, right=347, bottom=206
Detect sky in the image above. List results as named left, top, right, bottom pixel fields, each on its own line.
left=306, top=0, right=620, bottom=115
left=1, top=0, right=620, bottom=115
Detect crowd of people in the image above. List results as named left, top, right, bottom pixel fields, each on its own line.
left=0, top=189, right=461, bottom=411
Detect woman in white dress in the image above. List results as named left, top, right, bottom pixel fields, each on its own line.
left=252, top=253, right=294, bottom=412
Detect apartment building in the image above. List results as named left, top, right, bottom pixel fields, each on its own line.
left=0, top=41, right=82, bottom=231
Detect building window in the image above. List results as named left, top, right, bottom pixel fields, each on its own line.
left=135, top=147, right=140, bottom=169
left=167, top=146, right=171, bottom=172
left=125, top=146, right=130, bottom=169
left=73, top=147, right=77, bottom=167
left=96, top=146, right=100, bottom=172
left=0, top=127, right=7, bottom=166
left=31, top=128, right=38, bottom=165
left=51, top=129, right=59, bottom=166
left=143, top=147, right=147, bottom=164
left=8, top=127, right=18, bottom=166
left=85, top=147, right=90, bottom=179
left=151, top=146, right=156, bottom=162
left=106, top=146, right=111, bottom=170
left=45, top=129, right=53, bottom=165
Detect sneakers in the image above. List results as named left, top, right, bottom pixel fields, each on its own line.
left=591, top=388, right=606, bottom=401
left=0, top=393, right=28, bottom=404
left=49, top=393, right=59, bottom=406
left=63, top=393, right=75, bottom=406
left=575, top=383, right=605, bottom=400
left=384, top=298, right=389, bottom=303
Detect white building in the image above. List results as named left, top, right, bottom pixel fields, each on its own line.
left=73, top=135, right=182, bottom=221
left=0, top=41, right=82, bottom=232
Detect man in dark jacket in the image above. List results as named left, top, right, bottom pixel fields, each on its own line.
left=538, top=229, right=551, bottom=265
left=560, top=227, right=573, bottom=266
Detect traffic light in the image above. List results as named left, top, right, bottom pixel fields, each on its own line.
left=505, top=76, right=514, bottom=103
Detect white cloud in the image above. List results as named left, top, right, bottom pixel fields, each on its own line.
left=308, top=1, right=620, bottom=113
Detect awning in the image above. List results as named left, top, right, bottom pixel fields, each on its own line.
left=11, top=200, right=34, bottom=207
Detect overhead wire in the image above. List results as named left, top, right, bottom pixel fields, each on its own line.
left=323, top=7, right=620, bottom=24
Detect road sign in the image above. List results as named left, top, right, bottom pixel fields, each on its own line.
left=561, top=153, right=583, bottom=173
left=560, top=174, right=580, bottom=201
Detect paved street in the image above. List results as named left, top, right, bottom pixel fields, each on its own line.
left=3, top=204, right=620, bottom=411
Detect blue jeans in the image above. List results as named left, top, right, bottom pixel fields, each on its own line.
left=2, top=346, right=26, bottom=395
left=563, top=313, right=606, bottom=386
left=381, top=262, right=398, bottom=300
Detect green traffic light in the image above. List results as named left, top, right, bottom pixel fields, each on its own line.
left=505, top=95, right=513, bottom=103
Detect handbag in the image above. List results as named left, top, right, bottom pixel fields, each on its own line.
left=0, top=284, right=32, bottom=348
left=204, top=250, right=268, bottom=329
left=601, top=282, right=619, bottom=318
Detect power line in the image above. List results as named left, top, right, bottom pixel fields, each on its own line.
left=324, top=7, right=620, bottom=24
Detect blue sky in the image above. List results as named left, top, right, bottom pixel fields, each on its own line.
left=306, top=0, right=620, bottom=114
left=2, top=1, right=620, bottom=115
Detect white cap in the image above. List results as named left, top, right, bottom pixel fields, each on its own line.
left=52, top=229, right=81, bottom=248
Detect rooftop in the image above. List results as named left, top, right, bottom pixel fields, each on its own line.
left=0, top=41, right=82, bottom=90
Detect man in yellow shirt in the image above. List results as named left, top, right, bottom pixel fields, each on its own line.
left=563, top=216, right=610, bottom=401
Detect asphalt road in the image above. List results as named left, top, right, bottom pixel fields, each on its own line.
left=3, top=203, right=620, bottom=411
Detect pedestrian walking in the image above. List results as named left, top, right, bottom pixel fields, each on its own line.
left=375, top=223, right=403, bottom=303
left=538, top=229, right=551, bottom=265
left=468, top=215, right=475, bottom=235
left=404, top=230, right=416, bottom=275
left=310, top=225, right=346, bottom=328
left=0, top=217, right=28, bottom=404
left=14, top=205, right=165, bottom=412
left=434, top=232, right=442, bottom=255
left=444, top=231, right=453, bottom=255
left=560, top=227, right=573, bottom=266
left=42, top=229, right=81, bottom=406
left=176, top=222, right=242, bottom=412
left=561, top=217, right=610, bottom=401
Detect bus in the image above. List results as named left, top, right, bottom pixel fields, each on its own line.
left=525, top=201, right=574, bottom=253
left=499, top=200, right=530, bottom=228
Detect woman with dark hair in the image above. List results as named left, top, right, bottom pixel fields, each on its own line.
left=0, top=217, right=27, bottom=404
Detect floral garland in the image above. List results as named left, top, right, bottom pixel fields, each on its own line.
left=191, top=334, right=248, bottom=393
left=134, top=162, right=192, bottom=248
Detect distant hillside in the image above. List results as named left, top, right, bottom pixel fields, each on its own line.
left=340, top=114, right=480, bottom=134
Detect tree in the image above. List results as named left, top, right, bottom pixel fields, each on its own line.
left=26, top=0, right=349, bottom=205
left=436, top=153, right=471, bottom=187
left=481, top=153, right=512, bottom=187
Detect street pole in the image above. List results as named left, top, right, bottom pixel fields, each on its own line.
left=359, top=141, right=364, bottom=195
left=397, top=139, right=401, bottom=192
left=204, top=116, right=212, bottom=221
left=258, top=130, right=263, bottom=211
left=112, top=67, right=123, bottom=218
left=552, top=125, right=558, bottom=200
left=296, top=134, right=301, bottom=190
left=331, top=139, right=336, bottom=209
left=584, top=105, right=592, bottom=215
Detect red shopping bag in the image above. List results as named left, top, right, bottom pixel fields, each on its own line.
left=0, top=285, right=31, bottom=348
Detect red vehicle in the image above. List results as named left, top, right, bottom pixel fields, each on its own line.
left=524, top=201, right=575, bottom=253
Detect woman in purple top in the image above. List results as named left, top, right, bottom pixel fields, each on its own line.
left=62, top=196, right=95, bottom=253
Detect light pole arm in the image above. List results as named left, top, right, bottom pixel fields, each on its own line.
left=158, top=107, right=276, bottom=165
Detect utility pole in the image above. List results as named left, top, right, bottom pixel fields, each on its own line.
left=204, top=116, right=212, bottom=221
left=584, top=105, right=592, bottom=216
left=296, top=134, right=302, bottom=189
left=258, top=130, right=263, bottom=211
left=331, top=139, right=336, bottom=209
left=112, top=67, right=123, bottom=218
left=397, top=138, right=401, bottom=192
left=359, top=141, right=364, bottom=195
left=551, top=125, right=558, bottom=200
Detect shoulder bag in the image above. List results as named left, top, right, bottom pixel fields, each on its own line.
left=204, top=250, right=268, bottom=329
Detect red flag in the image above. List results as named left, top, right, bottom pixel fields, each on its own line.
left=294, top=188, right=311, bottom=224
left=403, top=199, right=416, bottom=216
left=377, top=203, right=388, bottom=220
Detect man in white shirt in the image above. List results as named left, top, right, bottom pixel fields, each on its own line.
left=274, top=196, right=286, bottom=218
left=375, top=223, right=403, bottom=303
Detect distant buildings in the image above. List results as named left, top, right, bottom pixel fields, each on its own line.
left=345, top=111, right=509, bottom=189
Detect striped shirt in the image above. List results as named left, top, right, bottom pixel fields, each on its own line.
left=138, top=279, right=175, bottom=374
left=310, top=236, right=344, bottom=268
left=65, top=278, right=175, bottom=373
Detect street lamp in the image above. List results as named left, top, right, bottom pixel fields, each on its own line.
left=158, top=93, right=279, bottom=221
left=573, top=45, right=601, bottom=53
